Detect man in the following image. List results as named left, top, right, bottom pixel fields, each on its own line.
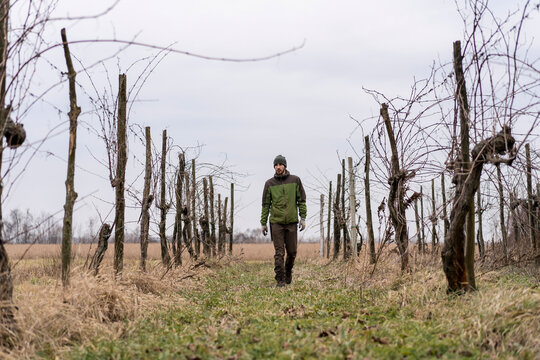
left=261, top=155, right=307, bottom=287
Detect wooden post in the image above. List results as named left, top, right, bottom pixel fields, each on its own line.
left=183, top=172, right=195, bottom=259
left=209, top=176, right=216, bottom=257
left=420, top=186, right=425, bottom=251
left=320, top=194, right=324, bottom=257
left=525, top=144, right=537, bottom=252
left=114, top=74, right=127, bottom=275
left=229, top=183, right=234, bottom=254
left=431, top=178, right=437, bottom=251
left=217, top=194, right=222, bottom=254
left=60, top=28, right=81, bottom=286
left=333, top=174, right=342, bottom=259
left=140, top=126, right=152, bottom=271
left=536, top=183, right=540, bottom=262
left=537, top=183, right=540, bottom=257
left=476, top=189, right=485, bottom=259
left=441, top=172, right=449, bottom=240
left=202, top=177, right=211, bottom=257
left=341, top=159, right=350, bottom=259
left=222, top=197, right=228, bottom=256
left=510, top=190, right=519, bottom=246
left=348, top=157, right=357, bottom=258
left=414, top=195, right=421, bottom=255
left=326, top=181, right=332, bottom=259
left=173, top=153, right=185, bottom=265
left=364, top=136, right=376, bottom=264
left=159, top=130, right=171, bottom=266
left=191, top=159, right=199, bottom=256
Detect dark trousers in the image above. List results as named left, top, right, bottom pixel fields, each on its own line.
left=270, top=223, right=297, bottom=281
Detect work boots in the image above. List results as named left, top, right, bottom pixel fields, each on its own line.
left=275, top=273, right=285, bottom=287
left=285, top=269, right=292, bottom=284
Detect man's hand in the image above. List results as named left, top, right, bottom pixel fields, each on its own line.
left=262, top=225, right=268, bottom=236
left=299, top=218, right=306, bottom=231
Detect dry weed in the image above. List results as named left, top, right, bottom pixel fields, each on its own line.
left=3, top=258, right=218, bottom=359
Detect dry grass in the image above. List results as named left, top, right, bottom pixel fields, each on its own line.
left=1, top=243, right=539, bottom=358
left=6, top=242, right=320, bottom=262
left=3, top=256, right=223, bottom=359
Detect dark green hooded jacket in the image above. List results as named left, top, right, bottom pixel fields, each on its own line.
left=260, top=170, right=307, bottom=225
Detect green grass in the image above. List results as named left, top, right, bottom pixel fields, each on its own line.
left=64, top=261, right=539, bottom=359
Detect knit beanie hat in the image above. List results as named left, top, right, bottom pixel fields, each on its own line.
left=273, top=155, right=287, bottom=167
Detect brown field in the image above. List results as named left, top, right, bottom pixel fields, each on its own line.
left=5, top=242, right=321, bottom=262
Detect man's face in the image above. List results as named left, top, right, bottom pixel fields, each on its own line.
left=274, top=163, right=285, bottom=175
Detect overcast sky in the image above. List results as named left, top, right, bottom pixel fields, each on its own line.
left=4, top=0, right=538, bottom=241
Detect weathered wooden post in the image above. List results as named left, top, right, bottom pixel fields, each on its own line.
left=229, top=183, right=234, bottom=255
left=217, top=194, right=223, bottom=254
left=441, top=173, right=449, bottom=240
left=114, top=73, right=127, bottom=275
left=140, top=126, right=152, bottom=271
left=326, top=181, right=332, bottom=259
left=183, top=172, right=195, bottom=259
left=191, top=159, right=200, bottom=256
left=202, top=177, right=211, bottom=257
left=364, top=136, right=376, bottom=264
left=537, top=183, right=540, bottom=258
left=476, top=189, right=485, bottom=259
left=173, top=153, right=185, bottom=265
left=341, top=159, right=350, bottom=259
left=414, top=195, right=421, bottom=254
left=510, top=190, right=520, bottom=246
left=348, top=157, right=357, bottom=258
left=222, top=197, right=229, bottom=255
left=320, top=194, right=324, bottom=258
left=431, top=178, right=437, bottom=251
left=420, top=186, right=425, bottom=252
left=159, top=130, right=171, bottom=266
left=60, top=28, right=81, bottom=287
left=209, top=176, right=216, bottom=257
left=333, top=174, right=342, bottom=259
left=525, top=144, right=537, bottom=253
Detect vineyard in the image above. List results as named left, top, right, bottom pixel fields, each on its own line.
left=1, top=0, right=540, bottom=359
left=2, top=245, right=539, bottom=359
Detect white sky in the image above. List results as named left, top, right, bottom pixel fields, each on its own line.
left=4, top=0, right=538, bottom=241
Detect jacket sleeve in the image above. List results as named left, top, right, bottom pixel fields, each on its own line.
left=296, top=177, right=307, bottom=219
left=260, top=181, right=272, bottom=225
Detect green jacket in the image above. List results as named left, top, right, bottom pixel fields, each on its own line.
left=260, top=170, right=307, bottom=225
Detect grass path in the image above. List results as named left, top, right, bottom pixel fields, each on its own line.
left=68, top=261, right=539, bottom=359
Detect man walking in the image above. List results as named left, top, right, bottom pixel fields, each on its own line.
left=261, top=155, right=307, bottom=287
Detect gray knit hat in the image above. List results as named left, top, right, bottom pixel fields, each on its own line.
left=273, top=154, right=287, bottom=167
